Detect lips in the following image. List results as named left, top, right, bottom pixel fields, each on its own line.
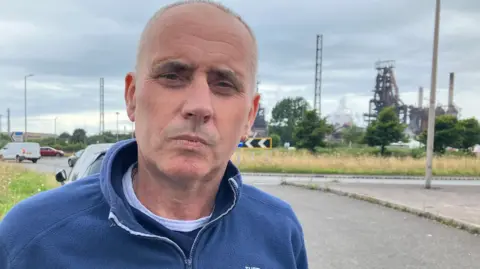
left=172, top=134, right=208, bottom=145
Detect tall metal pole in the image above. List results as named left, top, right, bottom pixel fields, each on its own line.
left=425, top=0, right=441, bottom=189
left=54, top=117, right=58, bottom=144
left=7, top=109, right=10, bottom=135
left=100, top=78, right=105, bottom=135
left=314, top=34, right=323, bottom=116
left=131, top=121, right=134, bottom=139
left=24, top=74, right=34, bottom=141
left=116, top=112, right=119, bottom=141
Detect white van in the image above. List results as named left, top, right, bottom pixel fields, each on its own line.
left=1, top=142, right=41, bottom=163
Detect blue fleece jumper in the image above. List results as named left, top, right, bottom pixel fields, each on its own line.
left=0, top=139, right=308, bottom=269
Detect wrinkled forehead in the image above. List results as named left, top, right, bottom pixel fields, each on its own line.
left=138, top=4, right=257, bottom=84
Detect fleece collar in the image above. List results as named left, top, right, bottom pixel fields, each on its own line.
left=98, top=139, right=243, bottom=235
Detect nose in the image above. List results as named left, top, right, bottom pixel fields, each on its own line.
left=181, top=77, right=213, bottom=124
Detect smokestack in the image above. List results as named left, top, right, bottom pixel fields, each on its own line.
left=448, top=72, right=454, bottom=107
left=418, top=86, right=423, bottom=108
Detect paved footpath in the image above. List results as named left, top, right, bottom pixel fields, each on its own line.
left=289, top=181, right=480, bottom=230
left=259, top=185, right=480, bottom=269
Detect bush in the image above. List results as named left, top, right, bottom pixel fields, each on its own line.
left=270, top=134, right=281, bottom=148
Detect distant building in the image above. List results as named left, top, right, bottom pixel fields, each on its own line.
left=0, top=132, right=56, bottom=140
left=250, top=105, right=268, bottom=137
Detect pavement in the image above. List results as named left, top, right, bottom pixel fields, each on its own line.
left=292, top=181, right=480, bottom=229
left=16, top=157, right=480, bottom=268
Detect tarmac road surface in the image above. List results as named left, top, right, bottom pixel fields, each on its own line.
left=258, top=185, right=480, bottom=269
left=18, top=158, right=480, bottom=268
left=17, top=156, right=71, bottom=175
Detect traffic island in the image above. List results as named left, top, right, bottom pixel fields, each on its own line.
left=282, top=180, right=480, bottom=235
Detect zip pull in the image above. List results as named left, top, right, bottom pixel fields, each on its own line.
left=185, top=258, right=193, bottom=269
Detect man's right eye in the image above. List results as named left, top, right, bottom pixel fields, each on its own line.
left=160, top=73, right=180, bottom=80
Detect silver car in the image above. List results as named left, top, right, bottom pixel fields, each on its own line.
left=56, top=143, right=113, bottom=185
left=67, top=149, right=84, bottom=167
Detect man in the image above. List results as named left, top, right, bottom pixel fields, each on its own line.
left=0, top=1, right=308, bottom=268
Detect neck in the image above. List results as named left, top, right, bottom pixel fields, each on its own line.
left=132, top=161, right=224, bottom=220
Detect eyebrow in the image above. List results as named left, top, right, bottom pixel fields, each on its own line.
left=150, top=59, right=195, bottom=74
left=149, top=59, right=245, bottom=89
left=208, top=68, right=244, bottom=89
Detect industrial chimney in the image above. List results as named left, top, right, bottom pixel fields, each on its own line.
left=446, top=72, right=458, bottom=117
left=418, top=86, right=423, bottom=108
left=448, top=72, right=454, bottom=108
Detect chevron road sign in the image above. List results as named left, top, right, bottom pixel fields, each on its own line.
left=239, top=137, right=272, bottom=149
left=10, top=131, right=24, bottom=142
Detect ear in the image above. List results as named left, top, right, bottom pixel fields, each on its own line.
left=244, top=93, right=261, bottom=136
left=125, top=72, right=136, bottom=122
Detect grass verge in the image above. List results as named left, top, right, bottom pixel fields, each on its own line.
left=0, top=162, right=57, bottom=219
left=231, top=149, right=480, bottom=177
left=283, top=181, right=480, bottom=235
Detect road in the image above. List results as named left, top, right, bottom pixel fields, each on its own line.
left=23, top=158, right=480, bottom=186
left=18, top=157, right=70, bottom=175
left=260, top=185, right=480, bottom=269
left=20, top=158, right=480, bottom=268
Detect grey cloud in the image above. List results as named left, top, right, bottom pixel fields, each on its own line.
left=1, top=0, right=480, bottom=134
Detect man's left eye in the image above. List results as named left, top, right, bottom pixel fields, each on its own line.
left=216, top=81, right=235, bottom=88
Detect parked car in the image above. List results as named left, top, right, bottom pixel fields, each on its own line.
left=67, top=149, right=84, bottom=167
left=40, top=146, right=65, bottom=157
left=55, top=143, right=113, bottom=185
left=1, top=142, right=41, bottom=163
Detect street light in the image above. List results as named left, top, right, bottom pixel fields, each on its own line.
left=54, top=117, right=58, bottom=144
left=24, top=74, right=34, bottom=141
left=116, top=112, right=120, bottom=141
left=131, top=121, right=135, bottom=139
left=425, top=0, right=441, bottom=189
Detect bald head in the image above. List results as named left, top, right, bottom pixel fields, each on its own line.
left=135, top=0, right=258, bottom=86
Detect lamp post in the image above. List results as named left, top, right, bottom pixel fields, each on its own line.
left=131, top=121, right=134, bottom=139
left=116, top=112, right=119, bottom=141
left=24, top=74, right=34, bottom=141
left=54, top=117, right=58, bottom=144
left=425, top=0, right=441, bottom=189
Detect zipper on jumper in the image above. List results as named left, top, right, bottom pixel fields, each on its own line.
left=108, top=212, right=190, bottom=267
left=185, top=178, right=239, bottom=269
left=185, top=258, right=193, bottom=269
left=109, top=177, right=239, bottom=269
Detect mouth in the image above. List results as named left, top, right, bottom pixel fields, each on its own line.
left=172, top=134, right=208, bottom=146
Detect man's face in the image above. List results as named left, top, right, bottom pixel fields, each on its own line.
left=125, top=4, right=260, bottom=181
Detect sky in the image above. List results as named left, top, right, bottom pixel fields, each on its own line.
left=1, top=0, right=479, bottom=135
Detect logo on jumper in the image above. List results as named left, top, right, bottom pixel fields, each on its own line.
left=245, top=267, right=260, bottom=269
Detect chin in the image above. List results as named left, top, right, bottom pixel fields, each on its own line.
left=159, top=155, right=214, bottom=180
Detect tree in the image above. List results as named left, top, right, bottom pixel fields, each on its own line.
left=364, top=106, right=406, bottom=155
left=268, top=97, right=310, bottom=145
left=58, top=132, right=71, bottom=139
left=457, top=117, right=480, bottom=151
left=70, top=128, right=87, bottom=144
left=418, top=114, right=460, bottom=153
left=293, top=109, right=332, bottom=152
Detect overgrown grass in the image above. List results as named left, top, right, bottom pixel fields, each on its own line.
left=0, top=163, right=57, bottom=219
left=231, top=148, right=480, bottom=177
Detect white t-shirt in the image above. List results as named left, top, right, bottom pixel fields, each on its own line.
left=122, top=164, right=211, bottom=232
